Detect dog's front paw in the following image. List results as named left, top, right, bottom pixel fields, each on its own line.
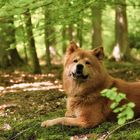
left=41, top=120, right=50, bottom=127
left=41, top=120, right=54, bottom=127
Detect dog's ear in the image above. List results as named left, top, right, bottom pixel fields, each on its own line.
left=66, top=41, right=79, bottom=55
left=92, top=47, right=104, bottom=60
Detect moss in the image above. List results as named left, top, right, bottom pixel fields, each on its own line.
left=0, top=109, right=140, bottom=140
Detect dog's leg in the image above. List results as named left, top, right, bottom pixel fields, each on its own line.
left=41, top=117, right=91, bottom=128
left=65, top=111, right=75, bottom=117
left=65, top=98, right=75, bottom=117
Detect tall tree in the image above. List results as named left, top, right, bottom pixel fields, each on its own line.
left=0, top=17, right=23, bottom=68
left=8, top=18, right=24, bottom=66
left=77, top=18, right=83, bottom=48
left=24, top=9, right=41, bottom=74
left=91, top=4, right=103, bottom=49
left=44, top=6, right=54, bottom=71
left=112, top=0, right=129, bottom=61
left=68, top=24, right=74, bottom=41
left=0, top=32, right=9, bottom=68
left=0, top=19, right=11, bottom=68
left=62, top=26, right=67, bottom=54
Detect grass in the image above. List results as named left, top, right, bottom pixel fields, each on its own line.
left=0, top=108, right=140, bottom=140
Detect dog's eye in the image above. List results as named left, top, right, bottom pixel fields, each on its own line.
left=73, top=59, right=78, bottom=63
left=85, top=61, right=90, bottom=65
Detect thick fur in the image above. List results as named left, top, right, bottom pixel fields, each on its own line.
left=41, top=42, right=140, bottom=128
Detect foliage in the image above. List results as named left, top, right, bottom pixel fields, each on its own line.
left=101, top=87, right=135, bottom=125
left=0, top=0, right=140, bottom=57
left=129, top=33, right=140, bottom=49
left=0, top=0, right=139, bottom=70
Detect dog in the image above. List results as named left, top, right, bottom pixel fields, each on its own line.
left=41, top=41, right=140, bottom=128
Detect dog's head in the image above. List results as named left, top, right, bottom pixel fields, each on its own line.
left=64, top=41, right=105, bottom=82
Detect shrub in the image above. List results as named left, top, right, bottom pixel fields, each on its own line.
left=101, top=87, right=135, bottom=125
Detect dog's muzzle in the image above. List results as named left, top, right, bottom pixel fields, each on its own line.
left=72, top=64, right=88, bottom=80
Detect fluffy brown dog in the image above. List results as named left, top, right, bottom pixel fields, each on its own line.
left=41, top=42, right=140, bottom=128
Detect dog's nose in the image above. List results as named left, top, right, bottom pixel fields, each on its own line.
left=76, top=64, right=83, bottom=70
left=76, top=64, right=84, bottom=75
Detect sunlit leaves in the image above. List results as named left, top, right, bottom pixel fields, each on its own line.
left=101, top=87, right=135, bottom=125
left=0, top=0, right=52, bottom=18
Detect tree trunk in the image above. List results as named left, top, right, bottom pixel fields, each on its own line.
left=22, top=19, right=28, bottom=63
left=9, top=49, right=24, bottom=66
left=0, top=17, right=23, bottom=68
left=91, top=5, right=103, bottom=49
left=62, top=26, right=67, bottom=54
left=68, top=24, right=73, bottom=41
left=0, top=46, right=9, bottom=68
left=112, top=0, right=129, bottom=61
left=44, top=7, right=52, bottom=71
left=8, top=19, right=24, bottom=66
left=0, top=19, right=10, bottom=68
left=77, top=19, right=83, bottom=48
left=24, top=9, right=41, bottom=74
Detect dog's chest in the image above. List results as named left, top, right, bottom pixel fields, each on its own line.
left=74, top=107, right=83, bottom=117
left=71, top=101, right=93, bottom=117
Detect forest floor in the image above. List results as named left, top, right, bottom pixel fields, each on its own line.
left=0, top=61, right=140, bottom=140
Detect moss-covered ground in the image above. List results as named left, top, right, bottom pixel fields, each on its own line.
left=0, top=61, right=140, bottom=140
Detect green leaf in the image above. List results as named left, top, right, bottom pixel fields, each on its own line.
left=115, top=93, right=126, bottom=102
left=113, top=107, right=121, bottom=113
left=103, top=90, right=113, bottom=98
left=110, top=92, right=117, bottom=100
left=119, top=93, right=126, bottom=98
left=101, top=89, right=108, bottom=94
left=127, top=102, right=135, bottom=108
left=112, top=87, right=117, bottom=92
left=110, top=102, right=119, bottom=109
left=117, top=111, right=126, bottom=118
left=101, top=89, right=117, bottom=100
left=126, top=108, right=134, bottom=120
left=118, top=117, right=126, bottom=125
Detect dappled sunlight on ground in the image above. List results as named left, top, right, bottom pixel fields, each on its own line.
left=0, top=71, right=63, bottom=95
left=0, top=69, right=65, bottom=116
left=0, top=70, right=66, bottom=133
left=0, top=81, right=63, bottom=94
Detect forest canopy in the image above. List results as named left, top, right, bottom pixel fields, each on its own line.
left=0, top=0, right=140, bottom=73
